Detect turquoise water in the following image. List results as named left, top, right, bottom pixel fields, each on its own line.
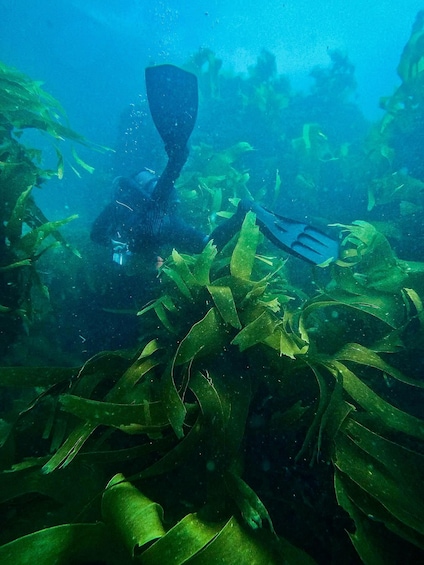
left=1, top=2, right=424, bottom=563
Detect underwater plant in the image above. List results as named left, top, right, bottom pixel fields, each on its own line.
left=1, top=16, right=424, bottom=561
left=0, top=61, right=102, bottom=360
left=0, top=212, right=423, bottom=563
left=177, top=141, right=254, bottom=234
left=350, top=10, right=424, bottom=259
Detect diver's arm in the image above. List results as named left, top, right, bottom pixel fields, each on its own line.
left=150, top=145, right=189, bottom=205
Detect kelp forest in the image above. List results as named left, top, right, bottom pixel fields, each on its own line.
left=1, top=11, right=424, bottom=565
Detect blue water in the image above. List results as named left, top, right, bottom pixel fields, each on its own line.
left=0, top=2, right=420, bottom=142
left=0, top=1, right=420, bottom=211
left=0, top=2, right=420, bottom=215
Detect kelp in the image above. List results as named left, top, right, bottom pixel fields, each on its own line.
left=1, top=208, right=424, bottom=562
left=366, top=11, right=424, bottom=239
left=2, top=25, right=424, bottom=562
left=334, top=419, right=424, bottom=563
left=380, top=10, right=424, bottom=132
left=0, top=61, right=105, bottom=356
left=0, top=61, right=104, bottom=152
left=366, top=170, right=424, bottom=212
left=189, top=47, right=223, bottom=99
left=292, top=123, right=335, bottom=194
left=177, top=141, right=253, bottom=233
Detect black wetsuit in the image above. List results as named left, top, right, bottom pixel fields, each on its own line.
left=91, top=175, right=206, bottom=257
left=91, top=147, right=208, bottom=259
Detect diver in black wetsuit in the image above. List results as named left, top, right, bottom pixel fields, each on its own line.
left=91, top=168, right=208, bottom=265
left=91, top=64, right=339, bottom=267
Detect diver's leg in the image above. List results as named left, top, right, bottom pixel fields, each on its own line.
left=208, top=206, right=246, bottom=249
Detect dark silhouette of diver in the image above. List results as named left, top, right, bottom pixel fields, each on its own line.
left=91, top=65, right=339, bottom=267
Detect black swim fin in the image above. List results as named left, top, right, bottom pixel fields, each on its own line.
left=145, top=64, right=198, bottom=204
left=145, top=64, right=198, bottom=157
left=239, top=200, right=339, bottom=264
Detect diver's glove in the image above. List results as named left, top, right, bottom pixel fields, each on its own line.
left=111, top=239, right=132, bottom=266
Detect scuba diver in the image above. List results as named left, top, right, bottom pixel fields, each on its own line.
left=91, top=64, right=339, bottom=267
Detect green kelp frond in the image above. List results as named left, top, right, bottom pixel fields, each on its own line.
left=177, top=142, right=253, bottom=233
left=0, top=473, right=289, bottom=564
left=183, top=141, right=253, bottom=179
left=1, top=205, right=424, bottom=562
left=367, top=170, right=424, bottom=212
left=334, top=419, right=424, bottom=563
left=0, top=61, right=104, bottom=151
left=301, top=220, right=424, bottom=357
left=0, top=62, right=104, bottom=349
left=0, top=62, right=66, bottom=130
left=396, top=10, right=424, bottom=84
left=292, top=123, right=329, bottom=155
left=0, top=60, right=110, bottom=195
left=291, top=122, right=338, bottom=197
left=380, top=12, right=424, bottom=138
left=138, top=212, right=301, bottom=359
left=332, top=220, right=409, bottom=292
left=2, top=162, right=424, bottom=560
left=0, top=188, right=79, bottom=326
left=189, top=47, right=223, bottom=99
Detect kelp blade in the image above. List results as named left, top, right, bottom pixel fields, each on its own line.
left=0, top=523, right=129, bottom=565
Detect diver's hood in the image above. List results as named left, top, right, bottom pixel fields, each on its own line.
left=133, top=170, right=158, bottom=194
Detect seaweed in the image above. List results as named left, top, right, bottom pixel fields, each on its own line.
left=0, top=210, right=423, bottom=563
left=0, top=62, right=106, bottom=359
left=177, top=141, right=254, bottom=233
left=2, top=15, right=424, bottom=563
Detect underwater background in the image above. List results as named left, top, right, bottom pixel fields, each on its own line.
left=1, top=1, right=424, bottom=563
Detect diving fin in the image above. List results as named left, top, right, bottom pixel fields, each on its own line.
left=240, top=200, right=339, bottom=264
left=145, top=64, right=198, bottom=157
